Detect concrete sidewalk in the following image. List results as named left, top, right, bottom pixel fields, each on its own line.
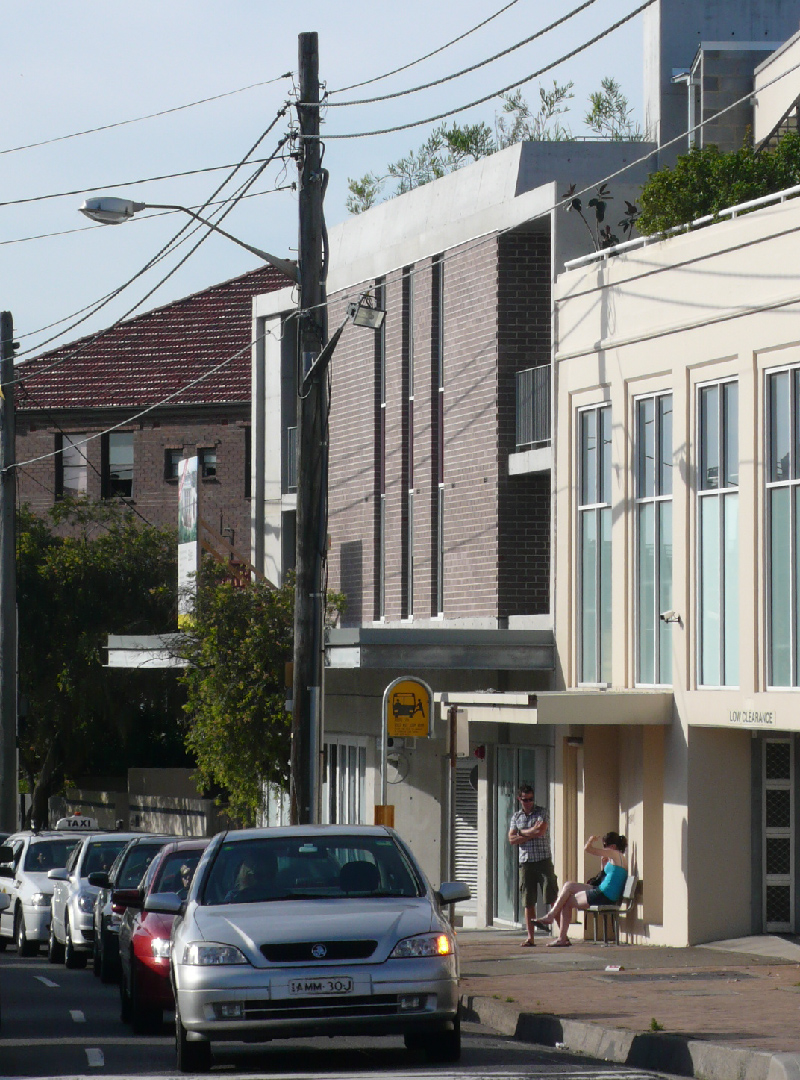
left=458, top=928, right=800, bottom=1080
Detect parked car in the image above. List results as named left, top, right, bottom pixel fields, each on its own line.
left=0, top=890, right=8, bottom=1025
left=49, top=832, right=138, bottom=968
left=155, top=825, right=469, bottom=1073
left=117, top=838, right=210, bottom=1033
left=90, top=835, right=174, bottom=982
left=0, top=832, right=82, bottom=955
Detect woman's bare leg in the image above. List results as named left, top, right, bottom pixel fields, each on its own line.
left=540, top=881, right=584, bottom=923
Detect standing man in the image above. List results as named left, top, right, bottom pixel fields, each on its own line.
left=508, top=783, right=558, bottom=946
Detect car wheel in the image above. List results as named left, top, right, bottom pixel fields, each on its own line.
left=47, top=920, right=64, bottom=964
left=64, top=918, right=87, bottom=970
left=0, top=936, right=7, bottom=952
left=119, top=961, right=132, bottom=1023
left=175, top=1003, right=211, bottom=1073
left=92, top=935, right=100, bottom=976
left=15, top=908, right=37, bottom=958
left=99, top=929, right=117, bottom=984
left=405, top=1010, right=461, bottom=1064
left=130, top=961, right=162, bottom=1034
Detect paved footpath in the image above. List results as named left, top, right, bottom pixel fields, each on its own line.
left=458, top=929, right=800, bottom=1080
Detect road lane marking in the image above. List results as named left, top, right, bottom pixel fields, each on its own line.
left=85, top=1048, right=104, bottom=1068
left=34, top=975, right=58, bottom=987
left=70, top=1009, right=86, bottom=1022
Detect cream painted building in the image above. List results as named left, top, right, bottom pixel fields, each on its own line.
left=553, top=189, right=800, bottom=945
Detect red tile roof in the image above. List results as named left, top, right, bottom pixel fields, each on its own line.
left=16, top=265, right=291, bottom=413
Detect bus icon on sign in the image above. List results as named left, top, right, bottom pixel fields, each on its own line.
left=392, top=692, right=424, bottom=720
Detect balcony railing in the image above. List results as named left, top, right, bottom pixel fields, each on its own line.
left=516, top=365, right=551, bottom=448
left=286, top=426, right=297, bottom=492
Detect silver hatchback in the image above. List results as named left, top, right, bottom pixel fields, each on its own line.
left=157, top=825, right=469, bottom=1073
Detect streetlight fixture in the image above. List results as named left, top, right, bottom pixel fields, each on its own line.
left=79, top=197, right=299, bottom=283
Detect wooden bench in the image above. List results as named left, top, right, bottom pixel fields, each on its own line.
left=585, top=871, right=638, bottom=945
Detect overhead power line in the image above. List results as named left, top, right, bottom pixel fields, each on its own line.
left=0, top=184, right=295, bottom=249
left=318, top=0, right=600, bottom=107
left=0, top=153, right=293, bottom=210
left=0, top=73, right=293, bottom=157
left=305, top=0, right=655, bottom=139
left=330, top=0, right=525, bottom=95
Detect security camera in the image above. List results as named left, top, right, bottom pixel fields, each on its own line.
left=660, top=610, right=681, bottom=624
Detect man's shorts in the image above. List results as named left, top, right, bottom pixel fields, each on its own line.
left=519, top=859, right=559, bottom=907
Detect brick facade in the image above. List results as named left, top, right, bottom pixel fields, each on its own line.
left=326, top=226, right=552, bottom=625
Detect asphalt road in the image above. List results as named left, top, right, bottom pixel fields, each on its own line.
left=0, top=947, right=674, bottom=1078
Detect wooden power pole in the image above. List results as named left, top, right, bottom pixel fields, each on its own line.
left=0, top=312, right=16, bottom=832
left=291, top=32, right=327, bottom=824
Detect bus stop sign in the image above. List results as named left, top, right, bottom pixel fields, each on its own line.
left=386, top=678, right=431, bottom=738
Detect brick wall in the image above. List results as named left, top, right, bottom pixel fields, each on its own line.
left=325, top=227, right=553, bottom=626
left=16, top=406, right=251, bottom=554
left=497, top=228, right=551, bottom=616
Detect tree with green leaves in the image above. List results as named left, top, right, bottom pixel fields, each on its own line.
left=584, top=77, right=642, bottom=140
left=179, top=564, right=294, bottom=826
left=179, top=564, right=345, bottom=826
left=17, top=500, right=182, bottom=827
left=346, top=77, right=641, bottom=214
left=637, top=131, right=800, bottom=235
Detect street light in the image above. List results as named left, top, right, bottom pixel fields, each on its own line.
left=79, top=197, right=299, bottom=283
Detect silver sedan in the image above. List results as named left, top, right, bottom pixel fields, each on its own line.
left=154, top=824, right=469, bottom=1073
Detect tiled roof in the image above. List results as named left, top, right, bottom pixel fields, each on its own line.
left=16, top=265, right=290, bottom=413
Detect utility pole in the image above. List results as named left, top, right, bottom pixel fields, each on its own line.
left=0, top=313, right=17, bottom=832
left=291, top=32, right=327, bottom=824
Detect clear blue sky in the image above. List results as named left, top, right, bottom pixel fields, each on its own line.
left=0, top=1, right=645, bottom=357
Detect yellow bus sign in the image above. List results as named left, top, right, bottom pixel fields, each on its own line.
left=386, top=678, right=431, bottom=738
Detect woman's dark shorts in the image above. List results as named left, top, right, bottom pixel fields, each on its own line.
left=585, top=886, right=613, bottom=905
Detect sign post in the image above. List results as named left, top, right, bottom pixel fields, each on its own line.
left=376, top=677, right=433, bottom=826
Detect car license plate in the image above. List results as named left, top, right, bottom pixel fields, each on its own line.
left=289, top=976, right=353, bottom=996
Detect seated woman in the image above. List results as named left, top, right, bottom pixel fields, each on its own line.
left=534, top=831, right=627, bottom=947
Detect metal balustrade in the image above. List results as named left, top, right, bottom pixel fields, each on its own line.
left=516, top=365, right=551, bottom=448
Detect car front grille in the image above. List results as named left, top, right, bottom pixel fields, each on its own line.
left=259, top=940, right=377, bottom=962
left=245, top=994, right=399, bottom=1021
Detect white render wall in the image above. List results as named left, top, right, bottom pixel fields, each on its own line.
left=555, top=196, right=800, bottom=943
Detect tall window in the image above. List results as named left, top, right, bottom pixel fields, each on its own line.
left=435, top=258, right=445, bottom=616
left=578, top=405, right=612, bottom=684
left=636, top=394, right=673, bottom=685
left=102, top=431, right=134, bottom=498
left=321, top=737, right=366, bottom=824
left=404, top=267, right=414, bottom=619
left=767, top=368, right=800, bottom=686
left=376, top=278, right=386, bottom=620
left=698, top=381, right=739, bottom=686
left=57, top=434, right=88, bottom=498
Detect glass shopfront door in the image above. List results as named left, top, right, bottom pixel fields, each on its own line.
left=494, top=745, right=550, bottom=926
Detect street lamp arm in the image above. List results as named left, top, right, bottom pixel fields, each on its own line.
left=79, top=196, right=298, bottom=283
left=146, top=203, right=299, bottom=282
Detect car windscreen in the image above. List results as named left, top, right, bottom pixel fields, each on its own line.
left=201, top=835, right=424, bottom=905
left=82, top=839, right=128, bottom=877
left=22, top=838, right=80, bottom=872
left=152, top=849, right=204, bottom=899
left=116, top=842, right=168, bottom=889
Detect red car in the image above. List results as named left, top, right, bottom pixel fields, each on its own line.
left=116, top=838, right=210, bottom=1033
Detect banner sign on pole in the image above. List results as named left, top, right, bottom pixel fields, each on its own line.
left=177, top=456, right=198, bottom=629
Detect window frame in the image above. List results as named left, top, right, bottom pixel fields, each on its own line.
left=101, top=430, right=134, bottom=500
left=198, top=446, right=218, bottom=480
left=577, top=402, right=612, bottom=686
left=56, top=433, right=89, bottom=499
left=634, top=391, right=673, bottom=687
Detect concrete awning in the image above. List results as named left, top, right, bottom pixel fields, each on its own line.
left=438, top=689, right=674, bottom=726
left=325, top=627, right=554, bottom=672
left=106, top=634, right=187, bottom=669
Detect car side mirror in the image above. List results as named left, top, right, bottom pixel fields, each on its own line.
left=111, top=888, right=142, bottom=910
left=0, top=893, right=9, bottom=912
left=143, top=891, right=183, bottom=916
left=436, top=881, right=471, bottom=906
left=88, top=871, right=110, bottom=888
left=47, top=868, right=68, bottom=881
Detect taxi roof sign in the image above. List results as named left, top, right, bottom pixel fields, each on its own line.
left=55, top=814, right=99, bottom=831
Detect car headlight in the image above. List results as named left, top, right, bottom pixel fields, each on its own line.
left=29, top=892, right=50, bottom=908
left=77, top=893, right=95, bottom=913
left=151, top=938, right=171, bottom=960
left=389, top=932, right=453, bottom=958
left=182, top=942, right=248, bottom=966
